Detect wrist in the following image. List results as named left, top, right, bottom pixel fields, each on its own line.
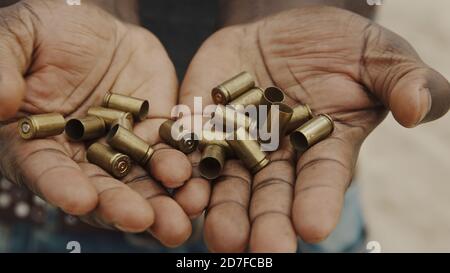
left=218, top=0, right=376, bottom=27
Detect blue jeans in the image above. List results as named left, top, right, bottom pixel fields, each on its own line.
left=0, top=185, right=365, bottom=253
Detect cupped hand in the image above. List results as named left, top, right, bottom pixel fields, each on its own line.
left=177, top=6, right=450, bottom=252
left=0, top=0, right=192, bottom=247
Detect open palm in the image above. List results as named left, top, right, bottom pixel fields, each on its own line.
left=0, top=0, right=192, bottom=247
left=179, top=7, right=450, bottom=252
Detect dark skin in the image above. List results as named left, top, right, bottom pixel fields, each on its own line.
left=178, top=7, right=450, bottom=252
left=0, top=0, right=195, bottom=247
left=0, top=1, right=449, bottom=252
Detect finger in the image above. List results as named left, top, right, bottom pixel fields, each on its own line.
left=79, top=162, right=155, bottom=233
left=362, top=24, right=450, bottom=127
left=174, top=151, right=211, bottom=219
left=148, top=144, right=192, bottom=189
left=249, top=140, right=297, bottom=253
left=133, top=119, right=192, bottom=189
left=0, top=125, right=98, bottom=215
left=129, top=119, right=192, bottom=244
left=204, top=160, right=251, bottom=253
left=124, top=167, right=192, bottom=247
left=119, top=35, right=192, bottom=188
left=292, top=124, right=360, bottom=243
left=147, top=195, right=193, bottom=248
left=174, top=178, right=210, bottom=219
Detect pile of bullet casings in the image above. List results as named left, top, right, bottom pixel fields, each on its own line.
left=17, top=72, right=334, bottom=183
left=159, top=72, right=335, bottom=180
left=18, top=92, right=153, bottom=179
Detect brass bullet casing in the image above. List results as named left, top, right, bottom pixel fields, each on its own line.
left=65, top=116, right=106, bottom=141
left=290, top=114, right=334, bottom=153
left=213, top=105, right=256, bottom=132
left=103, top=92, right=149, bottom=121
left=261, top=103, right=294, bottom=143
left=285, top=104, right=314, bottom=134
left=199, top=130, right=234, bottom=157
left=159, top=120, right=199, bottom=154
left=260, top=87, right=286, bottom=106
left=226, top=127, right=270, bottom=174
left=229, top=87, right=264, bottom=108
left=199, top=144, right=227, bottom=180
left=18, top=113, right=66, bottom=140
left=199, top=130, right=233, bottom=179
left=87, top=107, right=134, bottom=129
left=107, top=124, right=154, bottom=165
left=211, top=72, right=255, bottom=105
left=111, top=116, right=134, bottom=131
left=87, top=143, right=132, bottom=179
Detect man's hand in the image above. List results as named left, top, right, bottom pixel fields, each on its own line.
left=178, top=6, right=450, bottom=252
left=0, top=0, right=192, bottom=247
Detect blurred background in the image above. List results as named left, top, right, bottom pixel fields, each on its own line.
left=360, top=0, right=450, bottom=252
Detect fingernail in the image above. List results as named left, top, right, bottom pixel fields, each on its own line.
left=417, top=88, right=432, bottom=125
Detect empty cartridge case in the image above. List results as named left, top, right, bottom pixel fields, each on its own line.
left=199, top=144, right=227, bottom=180
left=260, top=103, right=294, bottom=143
left=213, top=105, right=257, bottom=132
left=290, top=114, right=334, bottom=153
left=211, top=72, right=255, bottom=105
left=227, top=127, right=270, bottom=174
left=285, top=104, right=314, bottom=134
left=87, top=143, right=132, bottom=178
left=65, top=116, right=106, bottom=141
left=229, top=87, right=264, bottom=108
left=260, top=87, right=285, bottom=106
left=103, top=92, right=149, bottom=121
left=87, top=107, right=134, bottom=129
left=111, top=116, right=134, bottom=131
left=199, top=130, right=234, bottom=157
left=159, top=120, right=199, bottom=154
left=18, top=113, right=66, bottom=140
left=107, top=125, right=154, bottom=166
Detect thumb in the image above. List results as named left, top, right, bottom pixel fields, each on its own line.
left=389, top=67, right=450, bottom=127
left=362, top=25, right=450, bottom=128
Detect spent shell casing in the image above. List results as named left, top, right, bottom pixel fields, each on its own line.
left=290, top=114, right=334, bottom=153
left=87, top=107, right=134, bottom=129
left=229, top=87, right=264, bottom=108
left=211, top=72, right=255, bottom=105
left=226, top=127, right=270, bottom=174
left=199, top=144, right=227, bottom=180
left=103, top=92, right=149, bottom=121
left=107, top=124, right=154, bottom=166
left=213, top=105, right=257, bottom=132
left=260, top=103, right=294, bottom=143
left=87, top=143, right=132, bottom=178
left=285, top=104, right=314, bottom=134
left=199, top=130, right=234, bottom=157
left=65, top=116, right=106, bottom=141
left=159, top=120, right=198, bottom=154
left=260, top=87, right=286, bottom=106
left=18, top=113, right=66, bottom=140
left=111, top=115, right=134, bottom=131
